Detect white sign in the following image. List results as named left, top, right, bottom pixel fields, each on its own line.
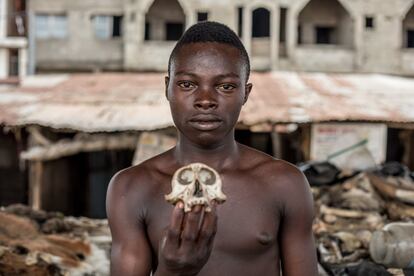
left=311, top=123, right=387, bottom=170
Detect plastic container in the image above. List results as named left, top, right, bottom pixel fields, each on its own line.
left=369, top=222, right=414, bottom=268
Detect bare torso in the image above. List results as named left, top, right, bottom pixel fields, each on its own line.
left=117, top=144, right=305, bottom=275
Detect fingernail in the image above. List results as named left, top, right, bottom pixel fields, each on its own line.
left=177, top=202, right=184, bottom=209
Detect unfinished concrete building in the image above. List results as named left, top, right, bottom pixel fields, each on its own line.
left=27, top=0, right=414, bottom=75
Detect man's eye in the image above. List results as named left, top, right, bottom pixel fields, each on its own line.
left=218, top=84, right=236, bottom=91
left=178, top=82, right=195, bottom=89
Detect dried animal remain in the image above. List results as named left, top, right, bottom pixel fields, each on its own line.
left=165, top=163, right=226, bottom=212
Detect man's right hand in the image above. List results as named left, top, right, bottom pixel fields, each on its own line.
left=155, top=202, right=218, bottom=276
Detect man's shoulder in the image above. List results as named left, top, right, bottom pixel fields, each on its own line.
left=240, top=144, right=301, bottom=176
left=240, top=146, right=313, bottom=217
left=240, top=144, right=309, bottom=192
left=108, top=149, right=174, bottom=198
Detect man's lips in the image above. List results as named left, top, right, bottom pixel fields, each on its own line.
left=189, top=114, right=222, bottom=122
left=188, top=114, right=223, bottom=131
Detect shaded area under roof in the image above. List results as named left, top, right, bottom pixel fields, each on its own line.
left=1, top=72, right=414, bottom=132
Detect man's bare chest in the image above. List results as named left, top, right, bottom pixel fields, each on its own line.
left=145, top=177, right=282, bottom=256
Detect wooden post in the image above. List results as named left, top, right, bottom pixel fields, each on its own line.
left=29, top=160, right=43, bottom=210
left=405, top=130, right=414, bottom=171
left=271, top=127, right=282, bottom=159
left=301, top=124, right=311, bottom=161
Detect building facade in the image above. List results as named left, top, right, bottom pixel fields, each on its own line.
left=0, top=0, right=27, bottom=79
left=28, top=0, right=414, bottom=75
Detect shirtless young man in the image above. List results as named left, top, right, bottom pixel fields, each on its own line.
left=106, top=22, right=318, bottom=276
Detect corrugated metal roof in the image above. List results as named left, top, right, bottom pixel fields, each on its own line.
left=0, top=73, right=172, bottom=132
left=1, top=72, right=414, bottom=132
left=241, top=72, right=414, bottom=126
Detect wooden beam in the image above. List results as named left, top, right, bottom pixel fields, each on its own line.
left=21, top=134, right=138, bottom=161
left=29, top=161, right=43, bottom=210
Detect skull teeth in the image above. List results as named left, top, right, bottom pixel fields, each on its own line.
left=189, top=199, right=208, bottom=205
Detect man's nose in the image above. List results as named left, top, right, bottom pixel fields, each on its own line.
left=194, top=87, right=218, bottom=110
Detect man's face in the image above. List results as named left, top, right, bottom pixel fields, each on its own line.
left=166, top=42, right=252, bottom=147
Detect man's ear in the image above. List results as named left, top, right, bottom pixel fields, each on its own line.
left=243, top=83, right=253, bottom=105
left=165, top=76, right=170, bottom=100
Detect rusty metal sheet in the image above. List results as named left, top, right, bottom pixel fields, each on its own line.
left=1, top=72, right=414, bottom=132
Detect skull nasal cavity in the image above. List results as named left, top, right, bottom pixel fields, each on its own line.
left=194, top=180, right=203, bottom=197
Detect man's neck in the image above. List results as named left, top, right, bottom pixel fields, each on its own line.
left=173, top=133, right=240, bottom=170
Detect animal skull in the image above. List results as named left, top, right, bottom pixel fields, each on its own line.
left=165, top=163, right=226, bottom=212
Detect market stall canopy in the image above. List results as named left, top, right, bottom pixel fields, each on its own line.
left=1, top=72, right=414, bottom=132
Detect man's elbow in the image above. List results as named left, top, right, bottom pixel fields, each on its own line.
left=110, top=245, right=151, bottom=276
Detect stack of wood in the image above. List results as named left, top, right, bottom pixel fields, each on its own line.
left=312, top=167, right=414, bottom=276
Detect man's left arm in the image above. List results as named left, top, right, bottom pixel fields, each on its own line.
left=278, top=166, right=318, bottom=276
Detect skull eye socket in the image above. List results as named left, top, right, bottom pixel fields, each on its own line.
left=199, top=168, right=216, bottom=185
left=177, top=169, right=194, bottom=185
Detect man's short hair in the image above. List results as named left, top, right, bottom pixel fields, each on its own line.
left=168, top=21, right=251, bottom=81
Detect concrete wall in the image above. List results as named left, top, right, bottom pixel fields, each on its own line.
left=31, top=0, right=124, bottom=71
left=404, top=2, right=414, bottom=76
left=0, top=0, right=28, bottom=78
left=145, top=0, right=185, bottom=41
left=0, top=0, right=6, bottom=38
left=346, top=0, right=413, bottom=74
left=135, top=41, right=176, bottom=71
left=401, top=50, right=414, bottom=74
left=252, top=38, right=270, bottom=56
left=0, top=0, right=7, bottom=77
left=0, top=49, right=8, bottom=77
left=28, top=0, right=414, bottom=76
left=293, top=46, right=355, bottom=72
left=298, top=0, right=353, bottom=46
left=403, top=4, right=414, bottom=48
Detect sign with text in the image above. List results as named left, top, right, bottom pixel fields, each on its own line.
left=311, top=123, right=387, bottom=170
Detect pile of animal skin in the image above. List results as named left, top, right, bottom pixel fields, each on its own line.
left=0, top=204, right=110, bottom=275
left=306, top=162, right=414, bottom=276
